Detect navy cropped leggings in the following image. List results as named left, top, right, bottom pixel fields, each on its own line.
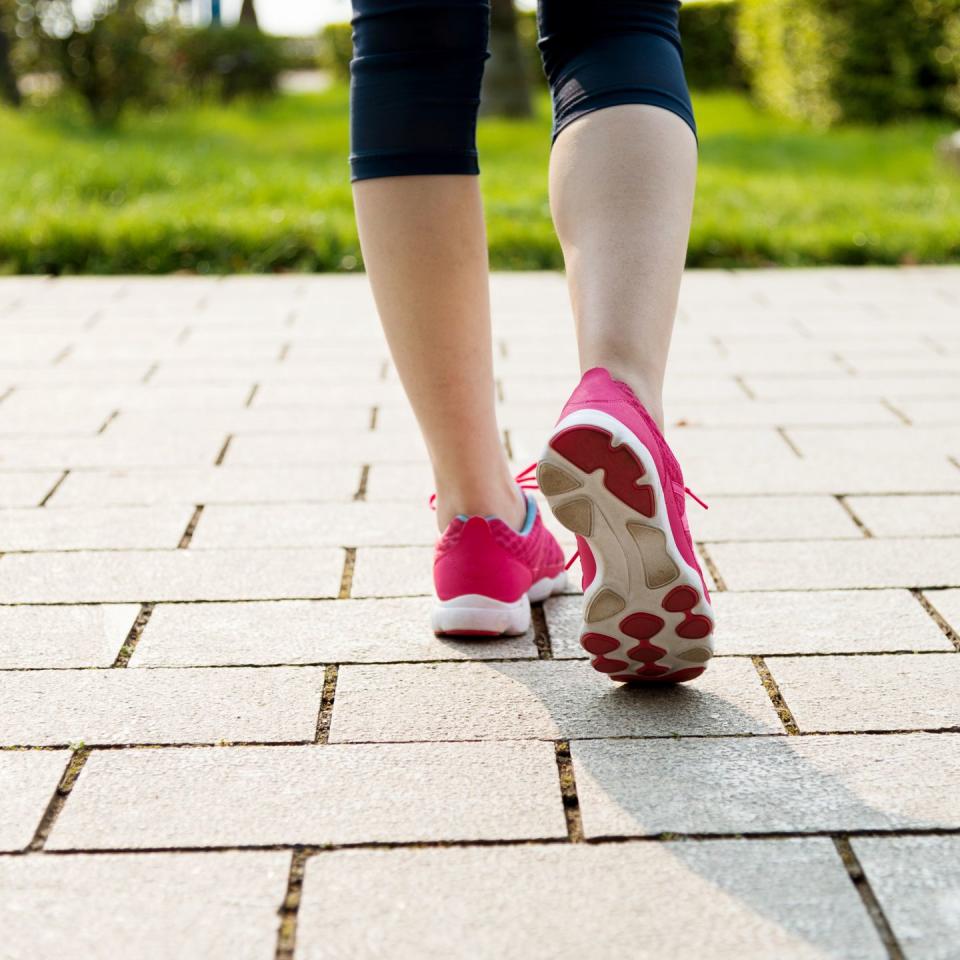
left=348, top=0, right=695, bottom=181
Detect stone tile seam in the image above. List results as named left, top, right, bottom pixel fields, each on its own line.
left=2, top=729, right=959, bottom=752
left=8, top=827, right=960, bottom=860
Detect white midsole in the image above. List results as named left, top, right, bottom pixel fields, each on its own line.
left=431, top=571, right=567, bottom=636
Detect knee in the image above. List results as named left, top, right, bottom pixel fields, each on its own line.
left=537, top=0, right=696, bottom=142
left=349, top=0, right=490, bottom=181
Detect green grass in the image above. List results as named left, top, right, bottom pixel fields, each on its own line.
left=1, top=86, right=958, bottom=273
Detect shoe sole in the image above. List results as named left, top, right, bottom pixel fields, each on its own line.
left=431, top=572, right=567, bottom=637
left=538, top=409, right=714, bottom=682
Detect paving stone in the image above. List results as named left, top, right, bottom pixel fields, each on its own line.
left=852, top=836, right=960, bottom=960
left=924, top=589, right=960, bottom=637
left=690, top=496, right=861, bottom=541
left=785, top=425, right=960, bottom=462
left=711, top=590, right=954, bottom=655
left=887, top=399, right=960, bottom=424
left=190, top=502, right=432, bottom=548
left=0, top=505, right=193, bottom=551
left=0, top=604, right=139, bottom=668
left=328, top=660, right=780, bottom=743
left=350, top=546, right=435, bottom=597
left=132, top=598, right=536, bottom=666
left=0, top=851, right=291, bottom=960
left=0, top=404, right=111, bottom=436
left=109, top=404, right=372, bottom=437
left=0, top=548, right=344, bottom=602
left=0, top=666, right=324, bottom=746
left=297, top=839, right=883, bottom=960
left=0, top=749, right=67, bottom=851
left=572, top=732, right=960, bottom=837
left=546, top=589, right=955, bottom=658
left=0, top=433, right=225, bottom=469
left=49, top=464, right=360, bottom=506
left=48, top=741, right=566, bottom=848
left=767, top=654, right=960, bottom=733
left=845, top=495, right=960, bottom=537
left=743, top=375, right=960, bottom=401
left=663, top=399, right=900, bottom=427
left=225, top=431, right=428, bottom=466
left=707, top=539, right=960, bottom=591
left=0, top=471, right=62, bottom=507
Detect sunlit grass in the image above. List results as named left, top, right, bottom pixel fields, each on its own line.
left=1, top=86, right=958, bottom=272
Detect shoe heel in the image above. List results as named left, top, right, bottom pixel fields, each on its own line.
left=431, top=593, right=531, bottom=637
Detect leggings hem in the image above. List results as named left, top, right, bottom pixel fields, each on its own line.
left=552, top=89, right=698, bottom=146
left=350, top=152, right=480, bottom=182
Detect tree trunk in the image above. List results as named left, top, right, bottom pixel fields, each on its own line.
left=0, top=22, right=20, bottom=106
left=239, top=0, right=259, bottom=28
left=479, top=0, right=531, bottom=117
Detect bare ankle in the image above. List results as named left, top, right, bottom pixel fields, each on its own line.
left=433, top=475, right=527, bottom=532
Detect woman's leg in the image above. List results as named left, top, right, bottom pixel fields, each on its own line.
left=539, top=0, right=698, bottom=430
left=350, top=0, right=523, bottom=530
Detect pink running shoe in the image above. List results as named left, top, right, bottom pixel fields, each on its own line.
left=431, top=481, right=567, bottom=637
left=537, top=367, right=715, bottom=682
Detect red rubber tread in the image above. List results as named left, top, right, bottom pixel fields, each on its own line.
left=549, top=425, right=655, bottom=517
left=592, top=656, right=630, bottom=674
left=581, top=632, right=621, bottom=656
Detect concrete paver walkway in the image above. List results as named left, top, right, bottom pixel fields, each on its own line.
left=0, top=269, right=959, bottom=959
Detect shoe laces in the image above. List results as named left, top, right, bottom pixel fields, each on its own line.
left=428, top=462, right=540, bottom=512
left=563, top=486, right=708, bottom=570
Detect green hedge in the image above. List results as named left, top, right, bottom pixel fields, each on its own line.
left=174, top=26, right=284, bottom=102
left=319, top=22, right=353, bottom=82
left=680, top=0, right=745, bottom=90
left=737, top=0, right=960, bottom=125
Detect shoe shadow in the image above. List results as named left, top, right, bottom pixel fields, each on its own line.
left=477, top=647, right=949, bottom=958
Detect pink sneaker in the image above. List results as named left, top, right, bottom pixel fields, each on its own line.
left=537, top=367, right=715, bottom=682
left=431, top=484, right=567, bottom=637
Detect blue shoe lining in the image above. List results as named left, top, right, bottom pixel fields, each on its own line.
left=455, top=491, right=537, bottom=535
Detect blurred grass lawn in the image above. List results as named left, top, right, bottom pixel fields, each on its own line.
left=2, top=84, right=958, bottom=273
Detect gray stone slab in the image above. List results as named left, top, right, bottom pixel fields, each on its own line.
left=350, top=546, right=434, bottom=597
left=708, top=539, right=960, bottom=591
left=190, top=502, right=432, bottom=548
left=852, top=836, right=960, bottom=960
left=689, top=495, right=861, bottom=541
left=572, top=733, right=960, bottom=837
left=48, top=741, right=566, bottom=849
left=0, top=505, right=193, bottom=551
left=711, top=589, right=953, bottom=655
left=0, top=433, right=225, bottom=469
left=784, top=426, right=960, bottom=463
left=132, top=598, right=536, bottom=666
left=924, top=589, right=960, bottom=636
left=0, top=604, right=139, bottom=668
left=298, top=839, right=883, bottom=960
left=0, top=471, right=62, bottom=507
left=0, top=749, right=67, bottom=851
left=329, top=659, right=780, bottom=743
left=225, top=431, right=429, bottom=466
left=0, top=548, right=344, bottom=602
left=767, top=654, right=960, bottom=733
left=0, top=666, right=324, bottom=746
left=49, top=465, right=360, bottom=506
left=0, top=851, right=290, bottom=960
left=845, top=495, right=960, bottom=538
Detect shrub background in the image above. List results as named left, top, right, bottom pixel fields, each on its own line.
left=680, top=0, right=745, bottom=91
left=737, top=0, right=960, bottom=126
